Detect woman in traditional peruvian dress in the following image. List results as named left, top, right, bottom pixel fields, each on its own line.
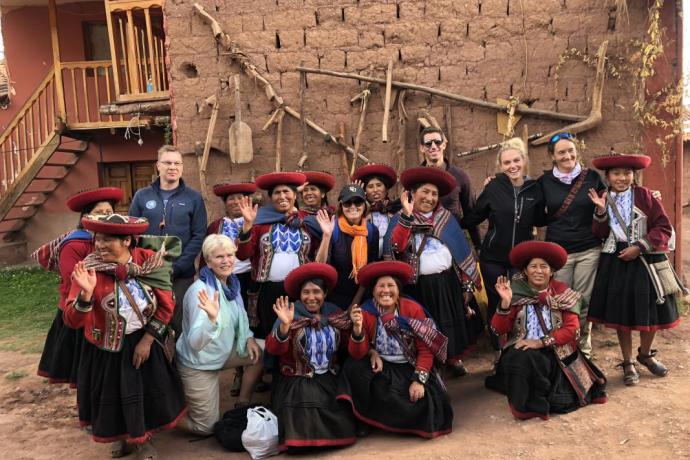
left=337, top=261, right=453, bottom=439
left=65, top=214, right=185, bottom=460
left=587, top=154, right=681, bottom=385
left=387, top=166, right=482, bottom=376
left=35, top=187, right=123, bottom=387
left=485, top=241, right=607, bottom=420
left=351, top=164, right=400, bottom=257
left=298, top=171, right=336, bottom=219
left=266, top=263, right=356, bottom=452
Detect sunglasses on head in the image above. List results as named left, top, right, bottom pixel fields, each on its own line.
left=422, top=138, right=444, bottom=148
left=549, top=132, right=575, bottom=144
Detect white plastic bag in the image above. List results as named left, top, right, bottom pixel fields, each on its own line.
left=241, top=406, right=279, bottom=459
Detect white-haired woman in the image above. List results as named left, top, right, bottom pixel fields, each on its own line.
left=176, top=234, right=263, bottom=435
left=462, top=137, right=546, bottom=356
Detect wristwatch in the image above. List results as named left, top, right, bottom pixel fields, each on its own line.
left=541, top=334, right=556, bottom=347
left=413, top=370, right=429, bottom=385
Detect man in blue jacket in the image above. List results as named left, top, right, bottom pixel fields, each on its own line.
left=129, top=145, right=207, bottom=335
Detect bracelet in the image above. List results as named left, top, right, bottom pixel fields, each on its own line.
left=412, top=370, right=429, bottom=385
left=74, top=294, right=94, bottom=313
left=350, top=331, right=365, bottom=343
left=541, top=335, right=556, bottom=348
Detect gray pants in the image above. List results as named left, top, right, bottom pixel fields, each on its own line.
left=554, top=247, right=601, bottom=357
left=171, top=276, right=195, bottom=337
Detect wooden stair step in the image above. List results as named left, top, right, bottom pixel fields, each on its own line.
left=36, top=166, right=69, bottom=180
left=15, top=193, right=47, bottom=207
left=0, top=220, right=24, bottom=233
left=5, top=207, right=38, bottom=220
left=26, top=179, right=58, bottom=193
left=56, top=138, right=88, bottom=154
left=46, top=151, right=80, bottom=167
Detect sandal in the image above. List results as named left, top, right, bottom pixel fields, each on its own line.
left=111, top=440, right=134, bottom=458
left=136, top=441, right=157, bottom=460
left=617, top=360, right=639, bottom=386
left=448, top=360, right=468, bottom=378
left=636, top=348, right=669, bottom=377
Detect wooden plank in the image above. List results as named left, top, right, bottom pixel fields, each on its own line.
left=48, top=0, right=66, bottom=120
left=145, top=8, right=158, bottom=92
left=5, top=206, right=38, bottom=221
left=105, top=66, right=113, bottom=121
left=126, top=10, right=141, bottom=94
left=60, top=60, right=112, bottom=70
left=115, top=91, right=168, bottom=103
left=94, top=65, right=102, bottom=122
left=26, top=179, right=59, bottom=193
left=36, top=166, right=69, bottom=180
left=70, top=68, right=78, bottom=121
left=119, top=18, right=131, bottom=94
left=46, top=151, right=79, bottom=166
left=69, top=120, right=148, bottom=130
left=0, top=220, right=25, bottom=233
left=108, top=0, right=163, bottom=12
left=0, top=134, right=60, bottom=221
left=104, top=7, right=122, bottom=98
left=15, top=193, right=47, bottom=207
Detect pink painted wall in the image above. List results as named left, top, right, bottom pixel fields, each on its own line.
left=0, top=2, right=106, bottom=131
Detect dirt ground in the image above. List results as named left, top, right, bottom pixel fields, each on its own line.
left=1, top=321, right=689, bottom=460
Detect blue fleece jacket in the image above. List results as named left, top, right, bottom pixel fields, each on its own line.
left=129, top=177, right=207, bottom=278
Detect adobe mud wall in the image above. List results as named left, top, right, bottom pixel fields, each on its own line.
left=163, top=0, right=680, bottom=222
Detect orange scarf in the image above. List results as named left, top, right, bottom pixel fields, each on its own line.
left=338, top=216, right=368, bottom=281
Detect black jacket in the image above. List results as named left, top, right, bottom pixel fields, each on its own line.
left=538, top=168, right=606, bottom=254
left=461, top=173, right=545, bottom=265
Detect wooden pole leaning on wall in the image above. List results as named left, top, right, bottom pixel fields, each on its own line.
left=298, top=66, right=308, bottom=169
left=296, top=66, right=587, bottom=123
left=382, top=59, right=393, bottom=143
left=351, top=85, right=372, bottom=177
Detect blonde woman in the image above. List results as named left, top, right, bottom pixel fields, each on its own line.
left=462, top=137, right=546, bottom=355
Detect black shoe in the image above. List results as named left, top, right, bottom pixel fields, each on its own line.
left=636, top=348, right=669, bottom=377
left=448, top=360, right=468, bottom=378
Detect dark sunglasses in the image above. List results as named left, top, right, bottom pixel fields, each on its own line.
left=342, top=200, right=365, bottom=208
left=549, top=132, right=575, bottom=144
left=422, top=139, right=444, bottom=148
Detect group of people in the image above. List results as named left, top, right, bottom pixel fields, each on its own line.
left=32, top=127, right=681, bottom=459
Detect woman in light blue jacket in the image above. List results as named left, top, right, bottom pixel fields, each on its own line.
left=176, top=234, right=263, bottom=435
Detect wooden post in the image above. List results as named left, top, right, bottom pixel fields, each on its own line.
left=144, top=8, right=158, bottom=92
left=382, top=59, right=393, bottom=143
left=104, top=3, right=121, bottom=98
left=48, top=0, right=66, bottom=122
left=125, top=10, right=141, bottom=94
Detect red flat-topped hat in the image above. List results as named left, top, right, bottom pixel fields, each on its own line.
left=81, top=214, right=149, bottom=235
left=400, top=166, right=457, bottom=197
left=66, top=187, right=124, bottom=212
left=509, top=241, right=568, bottom=271
left=284, top=263, right=338, bottom=299
left=592, top=153, right=651, bottom=171
left=212, top=182, right=257, bottom=198
left=302, top=171, right=336, bottom=191
left=357, top=261, right=414, bottom=288
left=255, top=172, right=306, bottom=191
left=351, top=164, right=398, bottom=189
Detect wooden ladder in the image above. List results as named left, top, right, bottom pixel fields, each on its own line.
left=0, top=133, right=88, bottom=241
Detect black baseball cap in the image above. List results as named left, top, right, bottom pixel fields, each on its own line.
left=338, top=184, right=366, bottom=203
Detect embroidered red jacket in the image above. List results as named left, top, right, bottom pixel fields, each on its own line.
left=57, top=239, right=93, bottom=310
left=236, top=223, right=317, bottom=282
left=348, top=298, right=434, bottom=372
left=491, top=305, right=580, bottom=351
left=63, top=247, right=175, bottom=352
left=266, top=321, right=347, bottom=377
left=592, top=185, right=673, bottom=253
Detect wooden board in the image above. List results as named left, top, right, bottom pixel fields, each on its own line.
left=228, top=74, right=253, bottom=164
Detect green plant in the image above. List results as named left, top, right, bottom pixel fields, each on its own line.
left=5, top=370, right=27, bottom=381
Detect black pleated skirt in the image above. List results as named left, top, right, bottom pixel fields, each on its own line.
left=77, top=329, right=186, bottom=443
left=485, top=346, right=607, bottom=420
left=336, top=358, right=453, bottom=438
left=251, top=281, right=288, bottom=340
left=37, top=309, right=84, bottom=387
left=272, top=372, right=356, bottom=451
left=588, top=245, right=680, bottom=331
left=405, top=270, right=483, bottom=362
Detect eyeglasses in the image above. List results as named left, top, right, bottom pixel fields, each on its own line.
left=160, top=161, right=183, bottom=167
left=548, top=132, right=574, bottom=144
left=422, top=139, right=444, bottom=148
left=342, top=200, right=365, bottom=208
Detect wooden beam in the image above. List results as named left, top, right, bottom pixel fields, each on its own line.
left=0, top=134, right=60, bottom=221
left=125, top=10, right=141, bottom=94
left=48, top=0, right=66, bottom=121
left=296, top=66, right=587, bottom=123
left=100, top=99, right=170, bottom=115
left=104, top=3, right=121, bottom=98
